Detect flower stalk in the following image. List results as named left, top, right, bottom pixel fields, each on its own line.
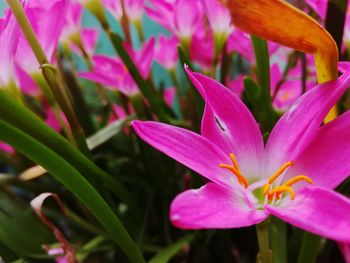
left=256, top=220, right=272, bottom=263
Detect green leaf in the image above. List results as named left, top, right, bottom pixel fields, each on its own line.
left=0, top=90, right=134, bottom=208
left=149, top=234, right=196, bottom=263
left=297, top=232, right=321, bottom=263
left=86, top=116, right=133, bottom=150
left=270, top=217, right=287, bottom=263
left=0, top=120, right=145, bottom=263
left=250, top=35, right=277, bottom=131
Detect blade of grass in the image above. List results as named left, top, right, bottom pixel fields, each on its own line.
left=0, top=120, right=145, bottom=263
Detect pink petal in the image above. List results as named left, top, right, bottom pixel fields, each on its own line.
left=186, top=68, right=264, bottom=180
left=339, top=61, right=350, bottom=73
left=170, top=182, right=268, bottom=229
left=163, top=87, right=176, bottom=107
left=265, top=71, right=350, bottom=177
left=286, top=110, right=350, bottom=189
left=16, top=1, right=68, bottom=73
left=338, top=242, right=350, bottom=263
left=81, top=27, right=98, bottom=56
left=265, top=187, right=350, bottom=242
left=305, top=0, right=328, bottom=20
left=132, top=120, right=240, bottom=189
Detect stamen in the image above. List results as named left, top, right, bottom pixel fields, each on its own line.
left=263, top=162, right=312, bottom=202
left=229, top=153, right=241, bottom=173
left=267, top=161, right=294, bottom=185
left=268, top=185, right=295, bottom=201
left=282, top=175, right=313, bottom=187
left=219, top=164, right=249, bottom=188
left=219, top=153, right=249, bottom=188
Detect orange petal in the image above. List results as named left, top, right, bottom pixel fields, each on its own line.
left=221, top=0, right=338, bottom=83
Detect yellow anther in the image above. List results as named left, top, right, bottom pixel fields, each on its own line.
left=282, top=175, right=313, bottom=187
left=229, top=153, right=241, bottom=173
left=263, top=183, right=271, bottom=195
left=267, top=161, right=294, bottom=185
left=263, top=162, right=312, bottom=202
left=268, top=185, right=295, bottom=201
left=219, top=153, right=249, bottom=188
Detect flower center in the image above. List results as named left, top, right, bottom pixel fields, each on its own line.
left=219, top=153, right=313, bottom=201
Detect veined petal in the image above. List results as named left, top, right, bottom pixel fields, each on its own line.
left=132, top=121, right=239, bottom=188
left=265, top=187, right=350, bottom=242
left=170, top=183, right=268, bottom=229
left=265, top=70, right=350, bottom=177
left=286, top=110, right=350, bottom=189
left=186, top=68, right=264, bottom=180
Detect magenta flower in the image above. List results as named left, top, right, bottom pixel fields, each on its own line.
left=200, top=0, right=233, bottom=44
left=227, top=29, right=279, bottom=63
left=339, top=242, right=350, bottom=263
left=305, top=0, right=328, bottom=20
left=59, top=0, right=83, bottom=45
left=103, top=0, right=145, bottom=23
left=79, top=38, right=155, bottom=96
left=0, top=9, right=20, bottom=88
left=270, top=63, right=316, bottom=112
left=190, top=24, right=215, bottom=72
left=132, top=67, right=350, bottom=242
left=155, top=35, right=179, bottom=71
left=15, top=0, right=67, bottom=75
left=146, top=0, right=201, bottom=42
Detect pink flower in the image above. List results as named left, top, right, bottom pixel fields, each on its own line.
left=146, top=0, right=201, bottom=41
left=227, top=29, right=279, bottom=63
left=132, top=67, right=350, bottom=242
left=60, top=0, right=83, bottom=44
left=0, top=142, right=14, bottom=154
left=103, top=0, right=145, bottom=23
left=270, top=63, right=316, bottom=112
left=155, top=35, right=179, bottom=71
left=15, top=0, right=68, bottom=75
left=0, top=9, right=20, bottom=87
left=79, top=38, right=155, bottom=96
left=339, top=242, right=350, bottom=263
left=305, top=0, right=328, bottom=20
left=200, top=0, right=233, bottom=39
left=190, top=23, right=214, bottom=71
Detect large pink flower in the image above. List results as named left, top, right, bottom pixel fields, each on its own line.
left=132, top=67, right=350, bottom=242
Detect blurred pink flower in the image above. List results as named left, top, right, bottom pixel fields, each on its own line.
left=79, top=38, right=155, bottom=96
left=103, top=0, right=145, bottom=23
left=15, top=0, right=68, bottom=75
left=305, top=0, right=328, bottom=20
left=270, top=63, right=316, bottom=112
left=155, top=35, right=179, bottom=71
left=200, top=0, right=233, bottom=38
left=60, top=0, right=83, bottom=44
left=227, top=30, right=279, bottom=63
left=0, top=142, right=14, bottom=154
left=0, top=9, right=20, bottom=87
left=339, top=242, right=350, bottom=263
left=146, top=0, right=201, bottom=41
left=132, top=66, right=350, bottom=242
left=190, top=24, right=214, bottom=71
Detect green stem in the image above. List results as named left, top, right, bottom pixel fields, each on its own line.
left=251, top=35, right=277, bottom=131
left=297, top=232, right=321, bottom=263
left=256, top=220, right=271, bottom=263
left=270, top=217, right=287, bottom=263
